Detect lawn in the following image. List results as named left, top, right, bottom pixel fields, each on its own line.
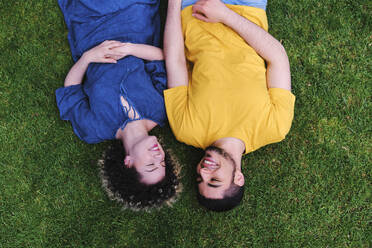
left=0, top=0, right=370, bottom=247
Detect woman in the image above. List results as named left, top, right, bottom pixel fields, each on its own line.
left=56, top=0, right=179, bottom=209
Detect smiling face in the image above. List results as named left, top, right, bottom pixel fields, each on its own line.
left=125, top=136, right=166, bottom=185
left=196, top=146, right=242, bottom=199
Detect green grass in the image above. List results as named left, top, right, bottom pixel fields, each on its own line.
left=0, top=0, right=370, bottom=247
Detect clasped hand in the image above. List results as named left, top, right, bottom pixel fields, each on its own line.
left=192, top=0, right=230, bottom=23
left=82, top=40, right=132, bottom=64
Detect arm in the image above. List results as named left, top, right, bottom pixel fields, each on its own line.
left=192, top=0, right=291, bottom=91
left=64, top=40, right=124, bottom=87
left=111, top=43, right=164, bottom=61
left=163, top=0, right=189, bottom=88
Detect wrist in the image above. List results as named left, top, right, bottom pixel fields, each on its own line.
left=220, top=7, right=236, bottom=25
left=80, top=52, right=93, bottom=65
left=168, top=0, right=182, bottom=9
left=124, top=42, right=135, bottom=56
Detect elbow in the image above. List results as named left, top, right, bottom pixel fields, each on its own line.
left=165, top=54, right=187, bottom=69
left=267, top=43, right=289, bottom=65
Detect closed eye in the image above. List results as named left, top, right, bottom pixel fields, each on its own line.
left=207, top=183, right=222, bottom=188
left=145, top=160, right=165, bottom=172
left=208, top=178, right=222, bottom=188
left=146, top=167, right=159, bottom=172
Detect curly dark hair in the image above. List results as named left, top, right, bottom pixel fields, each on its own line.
left=98, top=140, right=181, bottom=211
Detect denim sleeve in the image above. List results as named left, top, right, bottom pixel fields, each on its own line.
left=55, top=85, right=102, bottom=144
left=144, top=60, right=167, bottom=95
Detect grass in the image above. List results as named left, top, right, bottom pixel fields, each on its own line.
left=0, top=0, right=370, bottom=247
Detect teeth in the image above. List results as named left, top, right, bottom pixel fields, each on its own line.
left=204, top=160, right=216, bottom=166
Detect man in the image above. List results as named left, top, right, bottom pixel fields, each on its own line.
left=163, top=0, right=295, bottom=211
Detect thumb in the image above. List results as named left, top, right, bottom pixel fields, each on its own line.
left=192, top=13, right=209, bottom=22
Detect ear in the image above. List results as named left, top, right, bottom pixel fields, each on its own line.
left=233, top=171, right=245, bottom=186
left=124, top=155, right=133, bottom=168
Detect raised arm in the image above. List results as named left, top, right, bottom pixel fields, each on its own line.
left=192, top=0, right=291, bottom=91
left=163, top=0, right=189, bottom=88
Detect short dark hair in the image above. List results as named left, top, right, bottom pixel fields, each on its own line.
left=99, top=140, right=180, bottom=211
left=197, top=183, right=244, bottom=212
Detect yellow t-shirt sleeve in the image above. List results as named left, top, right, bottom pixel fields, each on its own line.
left=250, top=88, right=295, bottom=153
left=164, top=86, right=188, bottom=139
left=268, top=88, right=296, bottom=138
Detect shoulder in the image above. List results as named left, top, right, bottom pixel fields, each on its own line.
left=164, top=85, right=188, bottom=129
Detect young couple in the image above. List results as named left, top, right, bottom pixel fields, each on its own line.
left=56, top=0, right=295, bottom=211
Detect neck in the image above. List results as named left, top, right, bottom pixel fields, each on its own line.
left=116, top=121, right=148, bottom=154
left=212, top=137, right=245, bottom=170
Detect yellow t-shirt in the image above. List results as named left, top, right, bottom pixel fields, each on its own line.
left=164, top=5, right=295, bottom=154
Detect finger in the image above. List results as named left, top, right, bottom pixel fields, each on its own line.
left=112, top=55, right=125, bottom=60
left=192, top=4, right=205, bottom=14
left=117, top=42, right=128, bottom=48
left=107, top=54, right=125, bottom=59
left=192, top=5, right=208, bottom=17
left=102, top=40, right=114, bottom=45
left=109, top=55, right=119, bottom=60
left=192, top=13, right=209, bottom=22
left=102, top=46, right=121, bottom=54
left=103, top=40, right=121, bottom=48
left=108, top=43, right=126, bottom=50
left=106, top=52, right=126, bottom=59
left=194, top=0, right=207, bottom=5
left=102, top=58, right=117, bottom=63
left=107, top=50, right=127, bottom=57
left=103, top=40, right=118, bottom=44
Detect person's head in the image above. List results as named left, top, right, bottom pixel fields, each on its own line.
left=99, top=140, right=180, bottom=210
left=196, top=146, right=245, bottom=211
left=124, top=135, right=166, bottom=185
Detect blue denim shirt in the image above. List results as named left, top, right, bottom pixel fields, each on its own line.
left=56, top=0, right=166, bottom=144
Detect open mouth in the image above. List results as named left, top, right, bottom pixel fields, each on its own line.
left=149, top=143, right=160, bottom=152
left=202, top=157, right=218, bottom=169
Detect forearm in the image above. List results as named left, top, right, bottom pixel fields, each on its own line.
left=64, top=40, right=125, bottom=87
left=223, top=11, right=286, bottom=65
left=164, top=0, right=188, bottom=88
left=222, top=10, right=291, bottom=90
left=64, top=55, right=90, bottom=87
left=129, top=44, right=164, bottom=61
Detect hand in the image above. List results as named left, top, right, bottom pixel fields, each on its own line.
left=192, top=0, right=230, bottom=23
left=110, top=42, right=133, bottom=60
left=82, top=40, right=126, bottom=64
